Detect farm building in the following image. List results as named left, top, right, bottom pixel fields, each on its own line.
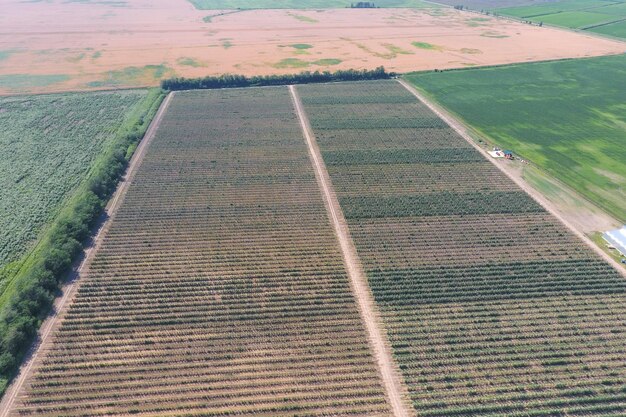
left=603, top=226, right=626, bottom=257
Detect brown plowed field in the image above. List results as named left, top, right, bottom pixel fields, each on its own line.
left=0, top=0, right=623, bottom=94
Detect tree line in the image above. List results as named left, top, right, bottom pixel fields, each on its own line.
left=161, top=67, right=394, bottom=90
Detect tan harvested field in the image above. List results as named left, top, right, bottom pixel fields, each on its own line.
left=1, top=0, right=624, bottom=94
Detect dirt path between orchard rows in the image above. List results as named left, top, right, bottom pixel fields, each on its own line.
left=0, top=92, right=175, bottom=417
left=397, top=79, right=626, bottom=278
left=289, top=85, right=415, bottom=417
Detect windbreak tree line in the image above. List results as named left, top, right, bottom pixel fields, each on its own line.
left=161, top=67, right=394, bottom=90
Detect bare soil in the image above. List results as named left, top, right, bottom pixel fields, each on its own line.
left=0, top=0, right=623, bottom=94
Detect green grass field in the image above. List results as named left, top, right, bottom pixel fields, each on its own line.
left=405, top=54, right=626, bottom=222
left=497, top=0, right=614, bottom=17
left=188, top=0, right=431, bottom=9
left=0, top=90, right=150, bottom=295
left=86, top=64, right=173, bottom=88
left=496, top=0, right=626, bottom=38
left=592, top=19, right=626, bottom=36
left=538, top=10, right=618, bottom=26
left=272, top=57, right=342, bottom=68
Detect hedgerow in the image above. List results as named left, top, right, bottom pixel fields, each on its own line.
left=161, top=66, right=393, bottom=90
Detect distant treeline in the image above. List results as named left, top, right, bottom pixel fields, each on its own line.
left=161, top=67, right=394, bottom=90
left=0, top=89, right=166, bottom=395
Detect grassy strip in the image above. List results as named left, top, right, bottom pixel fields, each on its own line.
left=188, top=0, right=432, bottom=10
left=589, top=232, right=626, bottom=264
left=0, top=88, right=165, bottom=396
left=161, top=67, right=394, bottom=90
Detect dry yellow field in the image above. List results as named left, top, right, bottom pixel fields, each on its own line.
left=0, top=0, right=624, bottom=93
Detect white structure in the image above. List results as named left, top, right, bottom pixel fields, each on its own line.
left=603, top=226, right=626, bottom=257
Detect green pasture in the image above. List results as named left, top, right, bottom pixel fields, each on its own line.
left=188, top=0, right=432, bottom=9
left=538, top=10, right=618, bottom=27
left=495, top=0, right=626, bottom=38
left=592, top=19, right=626, bottom=36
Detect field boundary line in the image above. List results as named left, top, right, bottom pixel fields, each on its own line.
left=397, top=78, right=626, bottom=277
left=0, top=91, right=175, bottom=416
left=289, top=85, right=414, bottom=417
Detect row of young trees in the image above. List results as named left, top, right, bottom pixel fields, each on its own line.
left=161, top=67, right=394, bottom=90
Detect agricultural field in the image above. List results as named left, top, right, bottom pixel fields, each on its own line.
left=432, top=0, right=555, bottom=8
left=405, top=54, right=626, bottom=222
left=5, top=87, right=392, bottom=416
left=188, top=0, right=432, bottom=8
left=495, top=0, right=626, bottom=39
left=1, top=0, right=623, bottom=94
left=298, top=80, right=626, bottom=417
left=0, top=90, right=149, bottom=296
left=592, top=19, right=626, bottom=36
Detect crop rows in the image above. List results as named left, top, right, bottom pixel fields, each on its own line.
left=497, top=0, right=626, bottom=39
left=9, top=88, right=391, bottom=416
left=297, top=80, right=626, bottom=416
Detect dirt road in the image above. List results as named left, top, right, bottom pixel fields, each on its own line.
left=289, top=85, right=414, bottom=417
left=397, top=79, right=626, bottom=278
left=0, top=92, right=175, bottom=417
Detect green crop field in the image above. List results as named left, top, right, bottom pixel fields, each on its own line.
left=432, top=0, right=556, bottom=8
left=592, top=19, right=626, bottom=35
left=405, top=54, right=626, bottom=222
left=495, top=0, right=626, bottom=38
left=0, top=90, right=150, bottom=296
left=496, top=0, right=615, bottom=17
left=298, top=79, right=626, bottom=417
left=188, top=0, right=431, bottom=9
left=538, top=10, right=618, bottom=27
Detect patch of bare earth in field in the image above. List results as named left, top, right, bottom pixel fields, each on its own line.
left=0, top=0, right=624, bottom=93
